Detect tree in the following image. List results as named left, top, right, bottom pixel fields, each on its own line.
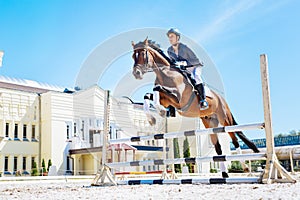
left=41, top=159, right=47, bottom=175
left=183, top=137, right=193, bottom=173
left=275, top=133, right=285, bottom=138
left=275, top=130, right=300, bottom=137
left=173, top=138, right=181, bottom=173
left=289, top=130, right=297, bottom=136
left=31, top=161, right=38, bottom=176
left=47, top=159, right=52, bottom=172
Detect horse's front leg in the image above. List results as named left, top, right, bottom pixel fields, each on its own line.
left=144, top=93, right=156, bottom=126
left=153, top=87, right=167, bottom=117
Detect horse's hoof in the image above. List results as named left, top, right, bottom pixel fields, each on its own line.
left=243, top=168, right=249, bottom=173
left=148, top=116, right=156, bottom=126
left=254, top=149, right=260, bottom=153
left=222, top=172, right=229, bottom=178
left=159, top=109, right=166, bottom=117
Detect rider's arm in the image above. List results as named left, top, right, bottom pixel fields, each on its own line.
left=167, top=47, right=177, bottom=66
left=184, top=45, right=204, bottom=66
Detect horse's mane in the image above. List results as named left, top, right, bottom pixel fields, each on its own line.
left=134, top=40, right=174, bottom=65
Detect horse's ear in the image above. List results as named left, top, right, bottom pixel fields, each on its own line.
left=131, top=41, right=135, bottom=47
left=144, top=36, right=148, bottom=45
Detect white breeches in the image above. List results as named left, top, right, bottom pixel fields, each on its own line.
left=190, top=67, right=203, bottom=85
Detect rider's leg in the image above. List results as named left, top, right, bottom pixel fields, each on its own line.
left=192, top=67, right=209, bottom=110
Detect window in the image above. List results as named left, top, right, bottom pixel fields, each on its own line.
left=81, top=121, right=84, bottom=140
left=23, top=124, right=27, bottom=139
left=14, top=124, right=18, bottom=139
left=22, top=157, right=26, bottom=170
left=31, top=157, right=35, bottom=169
left=34, top=106, right=37, bottom=120
left=32, top=125, right=36, bottom=139
left=4, top=156, right=9, bottom=171
left=66, top=157, right=70, bottom=171
left=67, top=125, right=70, bottom=139
left=116, top=130, right=120, bottom=139
left=5, top=123, right=9, bottom=137
left=74, top=123, right=77, bottom=135
left=109, top=126, right=112, bottom=139
left=14, top=156, right=17, bottom=172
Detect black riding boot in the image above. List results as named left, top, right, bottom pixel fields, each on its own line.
left=195, top=83, right=209, bottom=110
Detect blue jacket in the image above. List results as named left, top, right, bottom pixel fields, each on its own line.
left=167, top=43, right=203, bottom=67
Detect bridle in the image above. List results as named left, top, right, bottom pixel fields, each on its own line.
left=133, top=45, right=166, bottom=73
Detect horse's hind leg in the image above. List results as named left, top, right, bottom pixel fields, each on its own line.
left=228, top=132, right=249, bottom=172
left=210, top=134, right=229, bottom=178
left=202, top=116, right=229, bottom=178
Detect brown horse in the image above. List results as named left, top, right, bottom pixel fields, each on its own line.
left=131, top=38, right=259, bottom=178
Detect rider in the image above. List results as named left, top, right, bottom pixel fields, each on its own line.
left=166, top=28, right=209, bottom=110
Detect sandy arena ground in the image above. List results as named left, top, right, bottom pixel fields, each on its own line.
left=0, top=174, right=299, bottom=200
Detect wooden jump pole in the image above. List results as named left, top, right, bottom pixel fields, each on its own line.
left=260, top=54, right=296, bottom=183
left=92, top=90, right=117, bottom=186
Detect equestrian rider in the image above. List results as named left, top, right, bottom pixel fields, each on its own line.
left=166, top=28, right=209, bottom=110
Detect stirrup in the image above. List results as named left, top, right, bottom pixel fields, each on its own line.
left=199, top=100, right=209, bottom=110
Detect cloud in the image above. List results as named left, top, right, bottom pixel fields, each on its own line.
left=195, top=0, right=262, bottom=43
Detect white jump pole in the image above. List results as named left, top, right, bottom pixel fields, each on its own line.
left=117, top=177, right=261, bottom=185
left=109, top=122, right=265, bottom=144
left=107, top=153, right=266, bottom=168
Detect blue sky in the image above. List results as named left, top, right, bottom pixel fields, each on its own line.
left=0, top=0, right=299, bottom=138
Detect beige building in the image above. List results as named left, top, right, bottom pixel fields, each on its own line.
left=0, top=76, right=231, bottom=176
left=0, top=76, right=62, bottom=176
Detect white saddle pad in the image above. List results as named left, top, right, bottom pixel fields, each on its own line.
left=204, top=85, right=213, bottom=98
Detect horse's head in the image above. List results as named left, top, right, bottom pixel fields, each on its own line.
left=131, top=38, right=170, bottom=80
left=131, top=38, right=154, bottom=79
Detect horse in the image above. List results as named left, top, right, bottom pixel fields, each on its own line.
left=131, top=38, right=259, bottom=178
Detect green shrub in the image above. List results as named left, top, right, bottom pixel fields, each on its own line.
left=31, top=161, right=38, bottom=176
left=173, top=138, right=181, bottom=173
left=228, top=161, right=244, bottom=173
left=47, top=159, right=52, bottom=172
left=183, top=137, right=193, bottom=173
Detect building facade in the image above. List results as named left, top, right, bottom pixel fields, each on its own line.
left=0, top=76, right=231, bottom=176
left=0, top=77, right=54, bottom=175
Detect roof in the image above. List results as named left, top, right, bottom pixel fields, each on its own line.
left=108, top=143, right=137, bottom=151
left=69, top=146, right=103, bottom=155
left=0, top=75, right=68, bottom=93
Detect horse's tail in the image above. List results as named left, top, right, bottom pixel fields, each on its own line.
left=231, top=113, right=260, bottom=153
